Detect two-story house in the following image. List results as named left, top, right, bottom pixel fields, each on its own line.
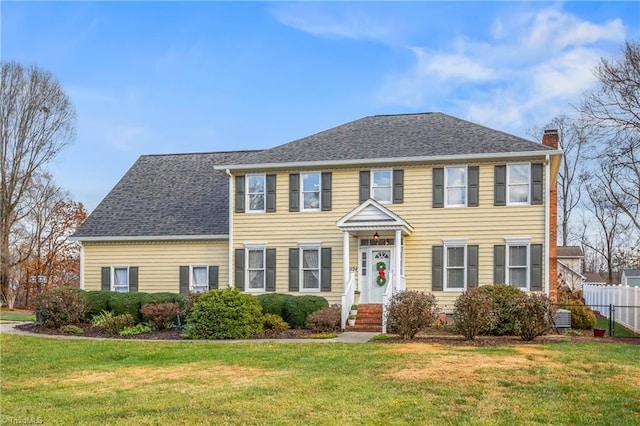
left=72, top=113, right=562, bottom=329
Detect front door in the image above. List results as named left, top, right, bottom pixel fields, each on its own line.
left=364, top=249, right=391, bottom=304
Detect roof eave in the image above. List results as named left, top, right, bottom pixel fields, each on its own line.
left=70, top=234, right=229, bottom=242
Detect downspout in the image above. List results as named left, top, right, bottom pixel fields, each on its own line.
left=544, top=154, right=550, bottom=296
left=226, top=169, right=233, bottom=288
left=79, top=242, right=84, bottom=290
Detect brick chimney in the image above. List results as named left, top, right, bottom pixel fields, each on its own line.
left=542, top=129, right=559, bottom=302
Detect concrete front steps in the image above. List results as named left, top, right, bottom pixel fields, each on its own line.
left=346, top=304, right=382, bottom=332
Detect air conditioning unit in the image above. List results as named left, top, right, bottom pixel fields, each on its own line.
left=553, top=309, right=571, bottom=331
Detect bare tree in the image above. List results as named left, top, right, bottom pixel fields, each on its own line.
left=579, top=41, right=640, bottom=232
left=0, top=62, right=76, bottom=305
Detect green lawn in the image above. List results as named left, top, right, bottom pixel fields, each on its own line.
left=0, top=311, right=35, bottom=322
left=1, top=335, right=639, bottom=425
left=596, top=317, right=639, bottom=337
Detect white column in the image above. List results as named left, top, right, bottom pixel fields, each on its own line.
left=343, top=231, right=350, bottom=285
left=394, top=229, right=402, bottom=289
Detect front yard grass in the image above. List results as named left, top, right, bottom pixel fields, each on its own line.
left=0, top=310, right=35, bottom=322
left=1, top=334, right=639, bottom=425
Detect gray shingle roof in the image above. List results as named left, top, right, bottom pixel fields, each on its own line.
left=557, top=246, right=584, bottom=257
left=624, top=269, right=640, bottom=277
left=226, top=112, right=554, bottom=167
left=73, top=151, right=259, bottom=238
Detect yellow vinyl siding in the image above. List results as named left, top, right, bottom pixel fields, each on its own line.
left=83, top=240, right=228, bottom=293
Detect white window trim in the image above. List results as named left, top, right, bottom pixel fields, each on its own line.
left=506, top=163, right=531, bottom=206
left=300, top=171, right=321, bottom=212
left=505, top=237, right=531, bottom=290
left=371, top=168, right=393, bottom=204
left=189, top=264, right=209, bottom=293
left=444, top=165, right=467, bottom=208
left=443, top=239, right=468, bottom=292
left=244, top=243, right=266, bottom=292
left=111, top=266, right=129, bottom=293
left=246, top=173, right=266, bottom=213
left=299, top=242, right=321, bottom=293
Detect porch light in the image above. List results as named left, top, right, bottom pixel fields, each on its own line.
left=373, top=232, right=380, bottom=243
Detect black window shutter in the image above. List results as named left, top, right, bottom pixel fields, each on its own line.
left=433, top=168, right=444, bottom=208
left=128, top=267, right=138, bottom=293
left=235, top=175, right=245, bottom=213
left=266, top=248, right=276, bottom=292
left=321, top=172, right=332, bottom=211
left=101, top=267, right=110, bottom=291
left=393, top=169, right=404, bottom=204
left=179, top=266, right=189, bottom=295
left=531, top=164, right=543, bottom=205
left=289, top=173, right=300, bottom=212
left=266, top=174, right=276, bottom=212
left=494, top=245, right=506, bottom=284
left=494, top=166, right=506, bottom=206
left=468, top=166, right=479, bottom=207
left=289, top=248, right=299, bottom=291
left=432, top=246, right=443, bottom=291
left=530, top=244, right=543, bottom=291
left=467, top=245, right=479, bottom=289
left=235, top=249, right=245, bottom=290
left=321, top=247, right=332, bottom=292
left=208, top=266, right=219, bottom=290
left=359, top=171, right=370, bottom=203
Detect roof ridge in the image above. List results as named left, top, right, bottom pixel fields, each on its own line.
left=372, top=112, right=434, bottom=117
left=141, top=149, right=262, bottom=158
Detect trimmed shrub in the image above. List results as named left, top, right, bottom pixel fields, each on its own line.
left=477, top=284, right=525, bottom=336
left=256, top=293, right=294, bottom=317
left=565, top=300, right=597, bottom=329
left=140, top=292, right=184, bottom=308
left=34, top=286, right=88, bottom=328
left=108, top=292, right=145, bottom=323
left=60, top=325, right=84, bottom=335
left=387, top=291, right=440, bottom=340
left=514, top=293, right=553, bottom=341
left=140, top=302, right=179, bottom=330
left=263, top=314, right=289, bottom=334
left=91, top=311, right=135, bottom=334
left=83, top=290, right=117, bottom=319
left=283, top=295, right=329, bottom=328
left=305, top=304, right=341, bottom=332
left=119, top=323, right=154, bottom=336
left=185, top=288, right=264, bottom=339
left=453, top=288, right=496, bottom=340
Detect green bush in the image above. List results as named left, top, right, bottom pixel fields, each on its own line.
left=283, top=295, right=329, bottom=328
left=108, top=292, right=145, bottom=323
left=140, top=292, right=184, bottom=308
left=140, top=302, right=179, bottom=329
left=83, top=290, right=117, bottom=319
left=453, top=288, right=496, bottom=340
left=477, top=284, right=525, bottom=335
left=178, top=292, right=202, bottom=327
left=60, top=324, right=84, bottom=335
left=305, top=304, right=341, bottom=332
left=565, top=300, right=597, bottom=329
left=263, top=314, right=289, bottom=334
left=91, top=310, right=135, bottom=334
left=256, top=293, right=294, bottom=317
left=514, top=293, right=553, bottom=341
left=119, top=323, right=154, bottom=336
left=33, top=286, right=88, bottom=328
left=387, top=291, right=440, bottom=340
left=185, top=288, right=264, bottom=339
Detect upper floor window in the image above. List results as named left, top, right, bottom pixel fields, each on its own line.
left=247, top=174, right=266, bottom=212
left=507, top=164, right=530, bottom=205
left=445, top=166, right=467, bottom=207
left=112, top=266, right=129, bottom=293
left=190, top=265, right=209, bottom=293
left=301, top=172, right=321, bottom=211
left=371, top=169, right=392, bottom=204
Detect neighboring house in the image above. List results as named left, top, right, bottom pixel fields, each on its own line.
left=557, top=246, right=585, bottom=290
left=583, top=271, right=620, bottom=286
left=72, top=112, right=563, bottom=324
left=622, top=269, right=640, bottom=287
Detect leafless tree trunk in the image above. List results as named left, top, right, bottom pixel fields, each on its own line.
left=0, top=62, right=75, bottom=306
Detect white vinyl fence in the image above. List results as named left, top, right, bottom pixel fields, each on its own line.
left=582, top=284, right=640, bottom=333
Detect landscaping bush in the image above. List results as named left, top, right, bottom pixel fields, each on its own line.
left=33, top=286, right=88, bottom=328
left=119, top=323, right=154, bottom=336
left=283, top=295, right=329, bottom=328
left=91, top=310, right=135, bottom=334
left=453, top=288, right=496, bottom=340
left=83, top=290, right=117, bottom=319
left=305, top=304, right=341, bottom=332
left=256, top=293, right=294, bottom=317
left=263, top=314, right=289, bottom=334
left=514, top=293, right=553, bottom=341
left=178, top=292, right=203, bottom=326
left=108, top=292, right=145, bottom=323
left=565, top=300, right=597, bottom=329
left=60, top=325, right=84, bottom=335
left=140, top=292, right=183, bottom=308
left=477, top=284, right=524, bottom=336
left=387, top=291, right=440, bottom=340
left=140, top=302, right=179, bottom=330
left=185, top=288, right=264, bottom=339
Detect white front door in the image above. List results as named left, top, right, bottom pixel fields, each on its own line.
left=362, top=249, right=391, bottom=304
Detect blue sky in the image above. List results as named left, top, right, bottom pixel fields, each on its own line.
left=2, top=1, right=639, bottom=211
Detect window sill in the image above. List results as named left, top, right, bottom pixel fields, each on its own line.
left=300, top=288, right=321, bottom=293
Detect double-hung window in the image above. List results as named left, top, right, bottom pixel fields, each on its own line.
left=246, top=247, right=266, bottom=291
left=247, top=174, right=266, bottom=212
left=445, top=166, right=467, bottom=207
left=300, top=245, right=321, bottom=291
left=112, top=266, right=129, bottom=293
left=301, top=172, right=321, bottom=211
left=507, top=245, right=529, bottom=289
left=371, top=169, right=392, bottom=204
left=444, top=240, right=466, bottom=290
left=507, top=163, right=530, bottom=205
left=190, top=265, right=209, bottom=293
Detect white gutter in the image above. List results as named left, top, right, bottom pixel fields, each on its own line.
left=214, top=150, right=563, bottom=171
left=226, top=168, right=234, bottom=288
left=544, top=154, right=550, bottom=296
left=70, top=234, right=229, bottom=242
left=79, top=242, right=84, bottom=289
